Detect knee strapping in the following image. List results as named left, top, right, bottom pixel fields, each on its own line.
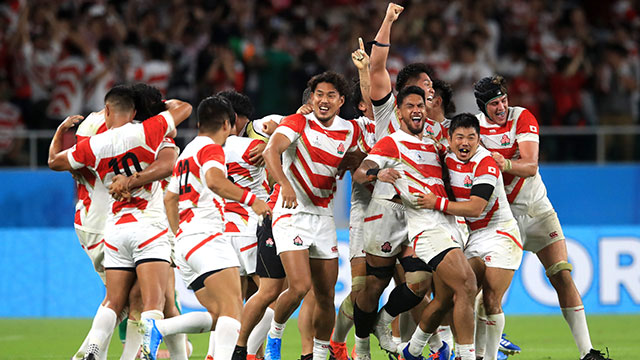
left=351, top=276, right=366, bottom=292
left=404, top=270, right=430, bottom=286
left=366, top=263, right=394, bottom=279
left=545, top=261, right=573, bottom=278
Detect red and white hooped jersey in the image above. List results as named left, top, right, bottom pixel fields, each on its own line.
left=158, top=137, right=180, bottom=191
left=223, top=135, right=270, bottom=235
left=350, top=116, right=376, bottom=207
left=167, top=136, right=227, bottom=237
left=132, top=60, right=171, bottom=97
left=273, top=113, right=364, bottom=215
left=68, top=111, right=176, bottom=227
left=47, top=55, right=85, bottom=119
left=365, top=130, right=450, bottom=239
left=73, top=111, right=109, bottom=233
left=477, top=106, right=548, bottom=215
left=446, top=146, right=515, bottom=232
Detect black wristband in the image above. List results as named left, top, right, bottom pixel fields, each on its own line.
left=367, top=40, right=390, bottom=47
left=366, top=168, right=380, bottom=177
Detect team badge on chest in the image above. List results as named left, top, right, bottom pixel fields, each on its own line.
left=337, top=143, right=345, bottom=155
left=463, top=175, right=473, bottom=188
left=500, top=134, right=511, bottom=146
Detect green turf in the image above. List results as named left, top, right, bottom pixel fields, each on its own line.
left=0, top=315, right=636, bottom=359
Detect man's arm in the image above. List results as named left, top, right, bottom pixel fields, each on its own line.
left=48, top=115, right=84, bottom=171
left=263, top=133, right=297, bottom=208
left=164, top=99, right=193, bottom=128
left=492, top=141, right=538, bottom=178
left=164, top=189, right=180, bottom=235
left=110, top=146, right=179, bottom=200
left=205, top=167, right=272, bottom=217
left=353, top=159, right=400, bottom=185
left=417, top=192, right=489, bottom=218
left=352, top=37, right=373, bottom=115
left=370, top=3, right=404, bottom=101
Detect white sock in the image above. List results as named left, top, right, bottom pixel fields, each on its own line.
left=164, top=334, right=188, bottom=360
left=474, top=291, right=487, bottom=357
left=87, top=306, right=117, bottom=358
left=213, top=316, right=241, bottom=360
left=99, top=327, right=114, bottom=360
left=73, top=328, right=91, bottom=359
left=427, top=332, right=442, bottom=353
left=408, top=326, right=431, bottom=357
left=248, top=307, right=274, bottom=355
left=485, top=313, right=505, bottom=360
left=393, top=336, right=401, bottom=345
left=399, top=311, right=417, bottom=342
left=206, top=331, right=215, bottom=358
left=141, top=310, right=164, bottom=321
left=562, top=306, right=593, bottom=357
left=269, top=320, right=286, bottom=339
left=120, top=319, right=143, bottom=360
left=354, top=336, right=370, bottom=356
left=313, top=338, right=331, bottom=360
left=378, top=309, right=395, bottom=328
left=332, top=297, right=354, bottom=343
left=456, top=343, right=475, bottom=360
left=154, top=311, right=213, bottom=336
left=437, top=325, right=453, bottom=347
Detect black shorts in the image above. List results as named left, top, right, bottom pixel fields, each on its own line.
left=256, top=216, right=286, bottom=279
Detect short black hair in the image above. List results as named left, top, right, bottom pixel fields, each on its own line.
left=449, top=113, right=480, bottom=138
left=197, top=95, right=236, bottom=133
left=396, top=85, right=425, bottom=107
left=351, top=78, right=364, bottom=117
left=307, top=71, right=349, bottom=97
left=432, top=79, right=456, bottom=116
left=104, top=85, right=135, bottom=112
left=217, top=90, right=254, bottom=119
left=301, top=87, right=312, bottom=105
left=131, top=83, right=166, bottom=120
left=395, top=63, right=433, bottom=92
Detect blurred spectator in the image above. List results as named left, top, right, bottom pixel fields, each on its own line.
left=549, top=50, right=588, bottom=126
left=508, top=58, right=546, bottom=122
left=130, top=40, right=171, bottom=97
left=46, top=36, right=87, bottom=126
left=0, top=75, right=26, bottom=166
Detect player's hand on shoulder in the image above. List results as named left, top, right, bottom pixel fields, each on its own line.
left=385, top=3, right=404, bottom=22
left=491, top=152, right=507, bottom=170
left=415, top=192, right=437, bottom=209
left=249, top=141, right=267, bottom=166
left=109, top=174, right=133, bottom=201
left=262, top=120, right=279, bottom=136
left=251, top=199, right=272, bottom=218
left=378, top=168, right=400, bottom=184
left=281, top=183, right=298, bottom=209
left=59, top=115, right=84, bottom=131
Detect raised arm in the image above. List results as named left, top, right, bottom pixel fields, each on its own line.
left=48, top=115, right=84, bottom=171
left=164, top=99, right=193, bottom=127
left=352, top=37, right=372, bottom=114
left=370, top=3, right=404, bottom=101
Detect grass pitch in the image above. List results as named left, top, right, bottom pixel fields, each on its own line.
left=0, top=315, right=636, bottom=359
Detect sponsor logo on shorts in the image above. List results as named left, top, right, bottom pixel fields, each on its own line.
left=293, top=236, right=303, bottom=246
left=381, top=241, right=392, bottom=253
left=266, top=237, right=274, bottom=247
left=337, top=143, right=345, bottom=155
left=500, top=134, right=510, bottom=146
left=485, top=255, right=492, bottom=263
left=463, top=175, right=473, bottom=188
left=331, top=246, right=338, bottom=252
left=549, top=231, right=558, bottom=238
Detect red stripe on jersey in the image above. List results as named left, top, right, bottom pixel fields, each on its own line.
left=370, top=137, right=400, bottom=159
left=197, top=144, right=225, bottom=166
left=77, top=167, right=97, bottom=187
left=451, top=185, right=471, bottom=200
left=74, top=209, right=82, bottom=226
left=104, top=241, right=118, bottom=252
left=240, top=242, right=258, bottom=252
left=58, top=65, right=82, bottom=78
left=279, top=114, right=306, bottom=133
left=73, top=139, right=97, bottom=168
left=147, top=74, right=169, bottom=84
left=479, top=120, right=515, bottom=136
left=295, top=149, right=336, bottom=190
left=445, top=157, right=475, bottom=173
left=399, top=140, right=436, bottom=152
left=290, top=164, right=333, bottom=208
left=138, top=228, right=168, bottom=249
left=185, top=233, right=222, bottom=261
left=51, top=93, right=71, bottom=109
left=96, top=146, right=156, bottom=180
left=242, top=139, right=264, bottom=165
left=364, top=214, right=383, bottom=222
left=490, top=147, right=517, bottom=161
left=272, top=213, right=292, bottom=228
left=179, top=208, right=195, bottom=223
left=506, top=176, right=526, bottom=203
left=58, top=79, right=76, bottom=94
left=308, top=120, right=350, bottom=141
left=86, top=239, right=105, bottom=250
left=115, top=213, right=138, bottom=224
left=468, top=201, right=500, bottom=231
left=143, top=114, right=170, bottom=150
left=112, top=197, right=148, bottom=214
left=77, top=184, right=91, bottom=210
left=225, top=222, right=240, bottom=233
left=228, top=162, right=253, bottom=180
left=497, top=230, right=523, bottom=250
left=213, top=198, right=225, bottom=221
left=224, top=202, right=249, bottom=220
left=299, top=132, right=343, bottom=167
left=403, top=154, right=443, bottom=179
left=180, top=187, right=201, bottom=209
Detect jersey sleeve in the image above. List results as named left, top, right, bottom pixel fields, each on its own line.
left=67, top=137, right=97, bottom=170
left=366, top=136, right=400, bottom=169
left=166, top=175, right=179, bottom=194
left=372, top=92, right=398, bottom=140
left=156, top=137, right=179, bottom=159
left=348, top=121, right=366, bottom=153
left=197, top=144, right=226, bottom=176
left=515, top=109, right=539, bottom=143
left=473, top=156, right=499, bottom=186
left=273, top=114, right=305, bottom=143
left=242, top=139, right=265, bottom=166
left=143, top=110, right=177, bottom=150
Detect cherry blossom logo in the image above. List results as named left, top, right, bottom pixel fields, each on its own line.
left=293, top=236, right=303, bottom=246
left=500, top=134, right=510, bottom=146
left=425, top=125, right=434, bottom=136
left=265, top=237, right=274, bottom=248
left=463, top=175, right=473, bottom=188
left=337, top=143, right=345, bottom=155
left=381, top=241, right=392, bottom=253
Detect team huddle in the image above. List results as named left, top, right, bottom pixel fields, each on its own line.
left=48, top=3, right=610, bottom=360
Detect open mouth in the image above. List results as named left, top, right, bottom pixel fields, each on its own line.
left=459, top=148, right=470, bottom=155
left=426, top=95, right=434, bottom=102
left=318, top=105, right=330, bottom=116
left=411, top=115, right=422, bottom=125
left=496, top=110, right=506, bottom=122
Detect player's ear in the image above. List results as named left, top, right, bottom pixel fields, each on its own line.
left=338, top=95, right=345, bottom=107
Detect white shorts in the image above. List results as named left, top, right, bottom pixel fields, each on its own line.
left=349, top=200, right=367, bottom=260
left=75, top=228, right=106, bottom=284
left=227, top=233, right=258, bottom=276
left=516, top=210, right=564, bottom=253
left=412, top=221, right=461, bottom=266
left=103, top=222, right=171, bottom=269
left=363, top=199, right=408, bottom=257
left=174, top=232, right=240, bottom=289
left=272, top=211, right=338, bottom=259
left=465, top=219, right=523, bottom=270
left=455, top=217, right=470, bottom=247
